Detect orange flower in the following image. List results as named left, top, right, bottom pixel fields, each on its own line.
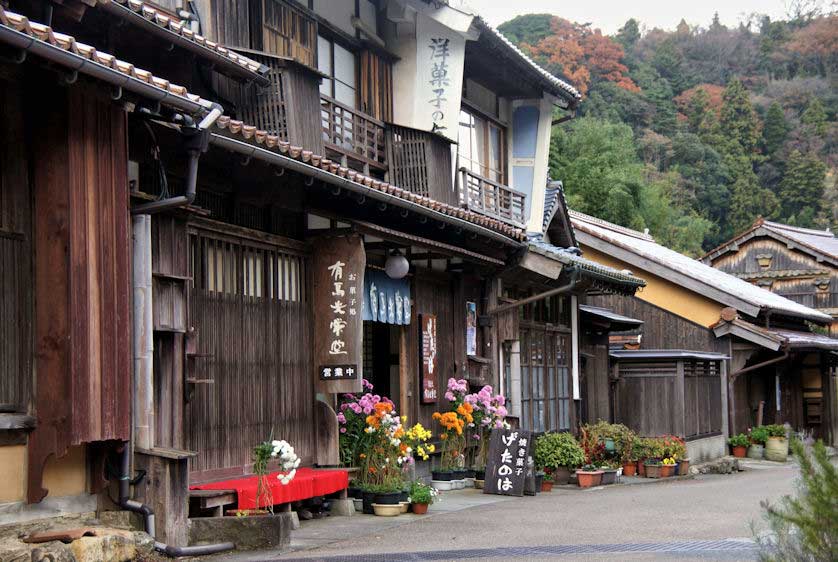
left=374, top=402, right=392, bottom=415
left=366, top=415, right=380, bottom=428
left=368, top=466, right=377, bottom=474
left=432, top=412, right=442, bottom=421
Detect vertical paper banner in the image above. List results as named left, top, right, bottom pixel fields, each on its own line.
left=312, top=235, right=365, bottom=394
left=420, top=313, right=438, bottom=403
left=466, top=301, right=477, bottom=356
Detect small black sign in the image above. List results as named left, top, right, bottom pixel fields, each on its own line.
left=318, top=364, right=358, bottom=380
left=483, top=428, right=532, bottom=497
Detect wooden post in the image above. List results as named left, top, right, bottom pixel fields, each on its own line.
left=674, top=360, right=686, bottom=438
left=399, top=326, right=410, bottom=421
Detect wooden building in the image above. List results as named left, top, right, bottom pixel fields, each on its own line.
left=570, top=210, right=838, bottom=461
left=0, top=0, right=643, bottom=550
left=702, top=218, right=838, bottom=336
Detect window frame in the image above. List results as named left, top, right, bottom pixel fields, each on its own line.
left=317, top=33, right=359, bottom=109
left=458, top=101, right=508, bottom=184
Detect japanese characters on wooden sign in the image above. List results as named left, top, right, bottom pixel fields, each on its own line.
left=313, top=235, right=365, bottom=394
left=483, top=428, right=532, bottom=496
left=420, top=313, right=438, bottom=403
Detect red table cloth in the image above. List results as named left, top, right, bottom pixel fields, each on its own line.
left=191, top=468, right=349, bottom=510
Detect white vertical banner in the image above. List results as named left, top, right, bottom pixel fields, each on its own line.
left=571, top=295, right=580, bottom=400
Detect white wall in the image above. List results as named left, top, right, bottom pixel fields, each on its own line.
left=312, top=0, right=355, bottom=37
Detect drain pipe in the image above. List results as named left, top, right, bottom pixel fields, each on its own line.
left=132, top=105, right=222, bottom=215
left=119, top=444, right=234, bottom=556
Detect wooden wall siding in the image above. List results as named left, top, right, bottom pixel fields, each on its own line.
left=186, top=226, right=313, bottom=480
left=613, top=362, right=679, bottom=437
left=409, top=272, right=457, bottom=430
left=29, top=85, right=131, bottom=502
left=590, top=294, right=726, bottom=354
left=683, top=361, right=723, bottom=438
left=359, top=50, right=393, bottom=123
left=0, top=79, right=32, bottom=413
left=581, top=334, right=610, bottom=425
left=238, top=55, right=325, bottom=154
left=712, top=238, right=826, bottom=275
left=388, top=126, right=455, bottom=206
left=252, top=0, right=317, bottom=68
left=154, top=333, right=185, bottom=449
left=152, top=215, right=190, bottom=333
left=207, top=0, right=252, bottom=49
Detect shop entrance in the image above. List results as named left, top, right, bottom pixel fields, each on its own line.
left=363, top=321, right=402, bottom=411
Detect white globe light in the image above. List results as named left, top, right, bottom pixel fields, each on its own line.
left=385, top=252, right=409, bottom=279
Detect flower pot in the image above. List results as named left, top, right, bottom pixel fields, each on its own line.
left=464, top=468, right=476, bottom=479
left=637, top=459, right=647, bottom=477
left=622, top=462, right=637, bottom=477
left=347, top=486, right=362, bottom=499
left=678, top=459, right=690, bottom=476
left=399, top=501, right=409, bottom=514
left=398, top=491, right=409, bottom=504
left=474, top=479, right=484, bottom=490
left=431, top=470, right=455, bottom=481
left=765, top=436, right=788, bottom=462
left=732, top=445, right=747, bottom=458
left=644, top=463, right=662, bottom=478
left=541, top=480, right=554, bottom=492
left=372, top=503, right=401, bottom=517
left=660, top=464, right=675, bottom=478
left=553, top=466, right=573, bottom=485
left=374, top=492, right=402, bottom=505
left=747, top=444, right=764, bottom=459
left=576, top=470, right=603, bottom=488
left=473, top=470, right=486, bottom=481
left=432, top=480, right=454, bottom=491
left=453, top=469, right=468, bottom=480
left=361, top=491, right=376, bottom=514
left=600, top=468, right=618, bottom=485
left=411, top=502, right=429, bottom=515
left=352, top=498, right=363, bottom=512
left=464, top=477, right=475, bottom=488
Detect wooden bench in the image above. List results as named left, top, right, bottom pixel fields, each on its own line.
left=189, top=489, right=237, bottom=517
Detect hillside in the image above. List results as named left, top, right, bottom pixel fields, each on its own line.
left=499, top=9, right=837, bottom=255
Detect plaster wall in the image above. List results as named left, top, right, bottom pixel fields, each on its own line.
left=0, top=445, right=27, bottom=503
left=687, top=435, right=726, bottom=463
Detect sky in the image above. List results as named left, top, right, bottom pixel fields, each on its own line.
left=468, top=0, right=791, bottom=34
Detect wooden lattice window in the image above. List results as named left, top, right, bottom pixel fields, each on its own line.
left=258, top=0, right=318, bottom=68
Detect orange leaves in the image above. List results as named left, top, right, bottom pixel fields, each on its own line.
left=523, top=16, right=638, bottom=96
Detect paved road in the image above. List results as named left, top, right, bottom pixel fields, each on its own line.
left=229, top=461, right=803, bottom=561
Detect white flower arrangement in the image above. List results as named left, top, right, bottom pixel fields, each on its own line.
left=270, top=439, right=300, bottom=485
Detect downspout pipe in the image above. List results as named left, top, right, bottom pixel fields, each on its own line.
left=131, top=105, right=222, bottom=215
left=119, top=444, right=235, bottom=557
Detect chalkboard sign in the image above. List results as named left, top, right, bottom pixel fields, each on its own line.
left=483, top=428, right=532, bottom=496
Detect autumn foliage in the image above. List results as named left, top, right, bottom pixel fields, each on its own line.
left=523, top=17, right=639, bottom=96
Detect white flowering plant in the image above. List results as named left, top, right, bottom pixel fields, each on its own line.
left=252, top=437, right=300, bottom=513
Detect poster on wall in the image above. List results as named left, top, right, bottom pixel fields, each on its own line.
left=483, top=428, right=533, bottom=497
left=312, top=235, right=365, bottom=394
left=420, top=313, right=438, bottom=403
left=466, top=301, right=477, bottom=356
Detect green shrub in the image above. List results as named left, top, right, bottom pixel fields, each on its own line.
left=763, top=424, right=787, bottom=438
left=534, top=432, right=586, bottom=469
left=408, top=481, right=438, bottom=505
left=749, top=426, right=770, bottom=444
left=728, top=433, right=750, bottom=447
left=754, top=440, right=838, bottom=561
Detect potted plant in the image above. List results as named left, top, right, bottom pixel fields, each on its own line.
left=763, top=424, right=788, bottom=462
left=660, top=457, right=677, bottom=477
left=600, top=461, right=620, bottom=485
left=408, top=481, right=438, bottom=515
left=541, top=471, right=554, bottom=492
left=534, top=432, right=585, bottom=485
left=728, top=433, right=750, bottom=457
left=634, top=437, right=650, bottom=477
left=644, top=460, right=663, bottom=478
left=432, top=378, right=472, bottom=485
left=748, top=426, right=769, bottom=459
left=576, top=464, right=604, bottom=488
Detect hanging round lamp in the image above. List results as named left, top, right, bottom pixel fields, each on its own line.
left=385, top=249, right=409, bottom=279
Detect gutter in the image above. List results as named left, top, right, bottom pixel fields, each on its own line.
left=99, top=1, right=271, bottom=87
left=208, top=132, right=525, bottom=247
left=0, top=24, right=211, bottom=116
left=489, top=270, right=580, bottom=315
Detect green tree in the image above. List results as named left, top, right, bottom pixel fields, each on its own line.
left=497, top=14, right=555, bottom=47
left=616, top=19, right=641, bottom=51
left=754, top=440, right=838, bottom=561
left=727, top=154, right=778, bottom=232
left=779, top=149, right=827, bottom=225
left=719, top=79, right=761, bottom=154
left=762, top=102, right=789, bottom=154
left=800, top=97, right=827, bottom=136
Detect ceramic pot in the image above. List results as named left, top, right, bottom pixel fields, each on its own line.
left=432, top=480, right=454, bottom=491
left=660, top=464, right=675, bottom=477
left=374, top=492, right=402, bottom=505
left=747, top=444, right=764, bottom=459
left=412, top=502, right=429, bottom=515
left=732, top=445, right=747, bottom=458
left=622, top=462, right=637, bottom=476
left=678, top=459, right=690, bottom=476
left=541, top=480, right=554, bottom=492
left=600, top=468, right=618, bottom=485
left=553, top=466, right=573, bottom=485
left=576, top=470, right=603, bottom=488
left=398, top=501, right=409, bottom=514
left=765, top=437, right=788, bottom=462
left=431, top=470, right=454, bottom=481
left=644, top=463, right=662, bottom=478
left=372, top=503, right=401, bottom=517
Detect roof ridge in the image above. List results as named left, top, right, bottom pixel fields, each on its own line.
left=763, top=220, right=834, bottom=238
left=568, top=209, right=655, bottom=241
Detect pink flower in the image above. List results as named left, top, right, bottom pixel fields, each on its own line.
left=336, top=413, right=346, bottom=424
left=362, top=379, right=374, bottom=390
left=340, top=427, right=346, bottom=433
left=444, top=391, right=455, bottom=402
left=349, top=403, right=362, bottom=414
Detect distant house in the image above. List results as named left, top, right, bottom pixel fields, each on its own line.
left=569, top=210, right=838, bottom=458
left=702, top=218, right=838, bottom=337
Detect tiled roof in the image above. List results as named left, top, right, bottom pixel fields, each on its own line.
left=473, top=16, right=581, bottom=104
left=213, top=116, right=528, bottom=242
left=715, top=318, right=838, bottom=351
left=570, top=210, right=832, bottom=323
left=0, top=6, right=213, bottom=113
left=528, top=234, right=645, bottom=294
left=101, top=0, right=267, bottom=79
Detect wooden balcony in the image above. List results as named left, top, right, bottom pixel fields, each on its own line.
left=320, top=95, right=387, bottom=172
left=458, top=168, right=527, bottom=228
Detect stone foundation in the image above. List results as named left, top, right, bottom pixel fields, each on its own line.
left=189, top=512, right=293, bottom=551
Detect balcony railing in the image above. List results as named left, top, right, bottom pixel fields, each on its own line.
left=458, top=167, right=527, bottom=227
left=321, top=95, right=387, bottom=171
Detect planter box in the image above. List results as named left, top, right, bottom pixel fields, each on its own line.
left=678, top=459, right=690, bottom=476
left=622, top=462, right=637, bottom=477
left=765, top=437, right=788, bottom=462
left=644, top=463, right=663, bottom=478
left=577, top=470, right=603, bottom=488
left=600, top=469, right=619, bottom=485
